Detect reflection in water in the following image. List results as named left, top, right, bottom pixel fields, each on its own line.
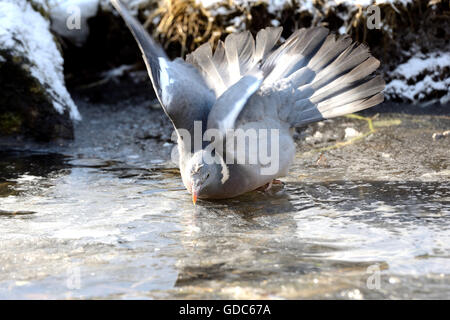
left=0, top=150, right=70, bottom=199
left=0, top=151, right=449, bottom=299
left=0, top=150, right=69, bottom=182
left=173, top=179, right=449, bottom=299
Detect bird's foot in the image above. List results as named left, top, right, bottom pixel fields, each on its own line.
left=256, top=179, right=284, bottom=192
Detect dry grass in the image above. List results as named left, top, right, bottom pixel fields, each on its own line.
left=134, top=0, right=449, bottom=65
left=143, top=0, right=225, bottom=56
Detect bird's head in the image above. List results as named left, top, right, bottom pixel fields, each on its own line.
left=186, top=150, right=225, bottom=204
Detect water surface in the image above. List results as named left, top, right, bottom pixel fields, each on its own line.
left=0, top=101, right=449, bottom=299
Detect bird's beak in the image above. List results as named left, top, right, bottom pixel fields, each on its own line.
left=192, top=192, right=198, bottom=205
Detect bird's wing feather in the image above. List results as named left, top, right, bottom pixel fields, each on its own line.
left=201, top=28, right=283, bottom=134
left=206, top=69, right=264, bottom=134
left=277, top=34, right=385, bottom=127
left=187, top=27, right=282, bottom=96
left=240, top=30, right=385, bottom=128
left=111, top=0, right=215, bottom=150
left=261, top=27, right=329, bottom=85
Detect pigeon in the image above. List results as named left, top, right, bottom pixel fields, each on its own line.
left=110, top=0, right=385, bottom=203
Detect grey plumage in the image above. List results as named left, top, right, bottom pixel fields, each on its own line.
left=111, top=0, right=385, bottom=200
left=186, top=27, right=281, bottom=96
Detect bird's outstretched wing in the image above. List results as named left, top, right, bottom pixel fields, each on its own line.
left=206, top=69, right=264, bottom=134
left=186, top=27, right=282, bottom=97
left=187, top=27, right=282, bottom=135
left=110, top=0, right=215, bottom=150
left=269, top=32, right=385, bottom=127
left=199, top=26, right=384, bottom=132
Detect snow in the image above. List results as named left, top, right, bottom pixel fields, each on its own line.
left=344, top=128, right=360, bottom=140
left=0, top=0, right=81, bottom=120
left=198, top=0, right=288, bottom=9
left=101, top=64, right=134, bottom=79
left=100, top=0, right=151, bottom=12
left=392, top=52, right=450, bottom=80
left=334, top=0, right=412, bottom=6
left=225, top=15, right=246, bottom=32
left=197, top=0, right=413, bottom=14
left=385, top=52, right=450, bottom=103
left=197, top=0, right=290, bottom=13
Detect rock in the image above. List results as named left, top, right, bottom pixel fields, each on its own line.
left=344, top=128, right=360, bottom=140
left=432, top=130, right=449, bottom=141
left=0, top=0, right=80, bottom=141
left=305, top=131, right=324, bottom=145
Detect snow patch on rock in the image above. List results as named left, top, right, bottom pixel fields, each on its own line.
left=385, top=52, right=450, bottom=103
left=0, top=0, right=80, bottom=120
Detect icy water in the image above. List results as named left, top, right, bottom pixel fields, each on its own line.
left=0, top=100, right=449, bottom=299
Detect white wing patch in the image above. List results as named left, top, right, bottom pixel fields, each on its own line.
left=159, top=57, right=174, bottom=106
left=219, top=77, right=262, bottom=132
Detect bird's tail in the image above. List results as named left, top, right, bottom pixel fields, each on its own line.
left=266, top=29, right=384, bottom=127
